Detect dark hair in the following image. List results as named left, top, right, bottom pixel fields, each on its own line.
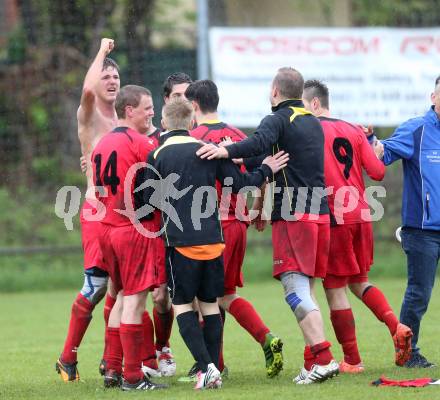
left=303, top=79, right=330, bottom=109
left=115, top=85, right=152, bottom=118
left=103, top=57, right=120, bottom=72
left=273, top=67, right=304, bottom=99
left=184, top=80, right=219, bottom=113
left=435, top=75, right=440, bottom=87
left=163, top=72, right=193, bottom=98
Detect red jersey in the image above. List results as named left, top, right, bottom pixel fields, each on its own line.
left=92, top=126, right=156, bottom=227
left=190, top=121, right=249, bottom=224
left=319, top=117, right=385, bottom=224
left=146, top=127, right=161, bottom=147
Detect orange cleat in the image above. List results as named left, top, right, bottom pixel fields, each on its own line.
left=393, top=323, right=413, bottom=366
left=339, top=360, right=365, bottom=374
left=55, top=358, right=80, bottom=382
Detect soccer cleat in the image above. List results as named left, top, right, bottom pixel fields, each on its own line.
left=262, top=333, right=284, bottom=378
left=141, top=362, right=162, bottom=378
left=194, top=363, right=222, bottom=390
left=99, top=358, right=106, bottom=376
left=404, top=353, right=436, bottom=368
left=177, top=362, right=199, bottom=382
left=103, top=369, right=122, bottom=388
left=338, top=360, right=365, bottom=374
left=55, top=358, right=80, bottom=382
left=121, top=376, right=168, bottom=391
left=157, top=347, right=177, bottom=377
left=393, top=323, right=413, bottom=366
left=296, top=360, right=339, bottom=384
left=293, top=367, right=310, bottom=383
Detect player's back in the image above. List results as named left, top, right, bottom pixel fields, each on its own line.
left=191, top=121, right=248, bottom=224
left=319, top=117, right=385, bottom=224
left=92, top=126, right=156, bottom=226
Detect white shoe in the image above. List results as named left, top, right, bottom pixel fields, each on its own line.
left=296, top=360, right=339, bottom=384
left=141, top=363, right=162, bottom=378
left=157, top=347, right=176, bottom=377
left=194, top=363, right=222, bottom=390
left=293, top=367, right=310, bottom=383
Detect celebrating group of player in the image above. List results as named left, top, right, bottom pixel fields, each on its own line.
left=55, top=38, right=413, bottom=391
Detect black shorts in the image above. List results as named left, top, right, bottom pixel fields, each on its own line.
left=166, top=247, right=224, bottom=305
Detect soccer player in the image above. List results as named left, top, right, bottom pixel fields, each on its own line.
left=56, top=38, right=120, bottom=382
left=141, top=72, right=193, bottom=377
left=144, top=99, right=288, bottom=389
left=185, top=79, right=283, bottom=378
left=302, top=79, right=413, bottom=372
left=92, top=84, right=167, bottom=391
left=196, top=68, right=339, bottom=384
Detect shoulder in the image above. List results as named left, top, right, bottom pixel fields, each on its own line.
left=398, top=115, right=425, bottom=133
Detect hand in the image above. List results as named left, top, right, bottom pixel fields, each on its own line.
left=361, top=124, right=374, bottom=138
left=219, top=136, right=234, bottom=147
left=100, top=38, right=114, bottom=56
left=232, top=158, right=243, bottom=165
left=252, top=213, right=268, bottom=232
left=373, top=140, right=384, bottom=159
left=196, top=143, right=229, bottom=159
left=262, top=151, right=289, bottom=173
left=80, top=156, right=88, bottom=173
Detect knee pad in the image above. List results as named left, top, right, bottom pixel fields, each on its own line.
left=281, top=272, right=318, bottom=322
left=81, top=267, right=109, bottom=305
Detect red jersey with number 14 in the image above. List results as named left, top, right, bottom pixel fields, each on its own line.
left=190, top=121, right=249, bottom=224
left=92, top=126, right=156, bottom=227
left=319, top=117, right=385, bottom=224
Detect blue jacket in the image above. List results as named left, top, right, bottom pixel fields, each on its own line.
left=383, top=106, right=440, bottom=230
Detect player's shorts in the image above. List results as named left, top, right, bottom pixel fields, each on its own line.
left=222, top=220, right=246, bottom=295
left=272, top=220, right=330, bottom=279
left=323, top=222, right=373, bottom=289
left=80, top=200, right=105, bottom=271
left=166, top=247, right=224, bottom=305
left=99, top=223, right=158, bottom=296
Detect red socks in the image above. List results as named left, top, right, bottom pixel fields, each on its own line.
left=153, top=307, right=174, bottom=350
left=120, top=323, right=144, bottom=383
left=141, top=311, right=158, bottom=369
left=105, top=327, right=123, bottom=373
left=330, top=309, right=361, bottom=365
left=104, top=294, right=116, bottom=327
left=362, top=286, right=398, bottom=335
left=228, top=298, right=270, bottom=345
left=61, top=293, right=94, bottom=364
left=303, top=345, right=314, bottom=370
left=310, top=341, right=333, bottom=366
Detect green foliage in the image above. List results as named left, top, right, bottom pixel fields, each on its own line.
left=352, top=0, right=440, bottom=26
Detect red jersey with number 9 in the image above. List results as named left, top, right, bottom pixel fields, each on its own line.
left=319, top=117, right=385, bottom=225
left=92, top=126, right=156, bottom=227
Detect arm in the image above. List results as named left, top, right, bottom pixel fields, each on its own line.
left=359, top=130, right=385, bottom=181
left=243, top=154, right=268, bottom=172
left=196, top=113, right=283, bottom=160
left=381, top=118, right=420, bottom=165
left=216, top=151, right=289, bottom=193
left=77, top=38, right=115, bottom=139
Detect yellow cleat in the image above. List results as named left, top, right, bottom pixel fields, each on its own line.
left=55, top=358, right=80, bottom=382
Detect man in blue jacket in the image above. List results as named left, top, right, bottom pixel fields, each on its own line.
left=375, top=76, right=440, bottom=367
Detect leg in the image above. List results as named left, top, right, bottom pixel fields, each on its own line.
left=152, top=283, right=176, bottom=376
left=399, top=228, right=439, bottom=364
left=324, top=284, right=362, bottom=370
left=57, top=267, right=108, bottom=382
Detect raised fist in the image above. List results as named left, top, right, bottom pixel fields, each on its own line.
left=100, top=38, right=114, bottom=56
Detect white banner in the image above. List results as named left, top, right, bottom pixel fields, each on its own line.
left=209, top=27, right=440, bottom=127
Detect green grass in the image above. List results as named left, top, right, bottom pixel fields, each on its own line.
left=1, top=278, right=439, bottom=399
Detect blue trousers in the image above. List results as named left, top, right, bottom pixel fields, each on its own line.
left=400, top=227, right=440, bottom=353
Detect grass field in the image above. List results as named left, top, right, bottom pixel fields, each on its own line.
left=1, top=278, right=439, bottom=400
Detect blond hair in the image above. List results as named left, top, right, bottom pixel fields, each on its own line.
left=162, top=98, right=194, bottom=130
